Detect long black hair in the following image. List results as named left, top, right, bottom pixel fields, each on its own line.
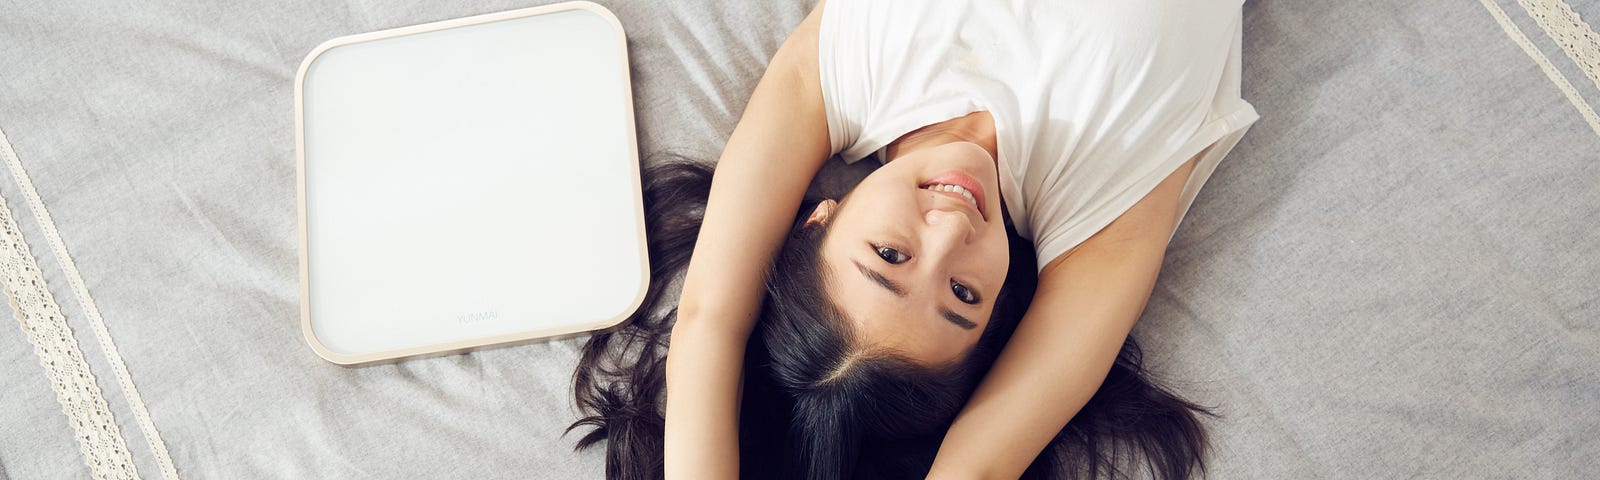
left=569, top=159, right=1215, bottom=479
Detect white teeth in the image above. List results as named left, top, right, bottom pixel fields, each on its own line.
left=921, top=183, right=981, bottom=213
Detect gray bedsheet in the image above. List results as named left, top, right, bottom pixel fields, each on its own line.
left=2, top=0, right=1595, bottom=478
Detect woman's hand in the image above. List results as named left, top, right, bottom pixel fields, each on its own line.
left=662, top=1, right=832, bottom=478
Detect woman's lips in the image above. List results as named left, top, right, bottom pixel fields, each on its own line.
left=919, top=171, right=987, bottom=221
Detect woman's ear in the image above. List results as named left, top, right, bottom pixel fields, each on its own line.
left=805, top=199, right=838, bottom=227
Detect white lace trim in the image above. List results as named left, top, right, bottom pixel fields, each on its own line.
left=1517, top=0, right=1600, bottom=95
left=0, top=131, right=138, bottom=478
left=0, top=126, right=180, bottom=480
left=1480, top=0, right=1600, bottom=139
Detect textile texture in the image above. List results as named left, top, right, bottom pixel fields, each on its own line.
left=1, top=0, right=1596, bottom=478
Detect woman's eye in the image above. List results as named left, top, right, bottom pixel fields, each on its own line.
left=952, top=280, right=978, bottom=305
left=874, top=245, right=908, bottom=264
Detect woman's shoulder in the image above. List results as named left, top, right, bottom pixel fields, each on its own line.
left=774, top=0, right=824, bottom=83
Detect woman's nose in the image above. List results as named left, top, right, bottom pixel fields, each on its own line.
left=923, top=208, right=977, bottom=254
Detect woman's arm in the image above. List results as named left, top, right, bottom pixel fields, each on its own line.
left=925, top=156, right=1201, bottom=479
left=663, top=2, right=831, bottom=479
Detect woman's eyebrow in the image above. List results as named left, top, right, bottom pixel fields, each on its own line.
left=854, top=260, right=977, bottom=331
left=853, top=260, right=905, bottom=297
left=938, top=308, right=978, bottom=330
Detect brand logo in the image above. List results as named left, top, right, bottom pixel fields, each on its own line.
left=457, top=310, right=500, bottom=325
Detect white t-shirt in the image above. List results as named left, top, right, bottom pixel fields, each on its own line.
left=818, top=0, right=1261, bottom=270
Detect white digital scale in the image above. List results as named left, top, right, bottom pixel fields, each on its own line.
left=294, top=2, right=647, bottom=366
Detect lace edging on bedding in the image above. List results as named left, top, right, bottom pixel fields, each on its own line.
left=0, top=126, right=181, bottom=480
left=0, top=131, right=139, bottom=479
left=1480, top=0, right=1600, bottom=139
left=1517, top=0, right=1600, bottom=96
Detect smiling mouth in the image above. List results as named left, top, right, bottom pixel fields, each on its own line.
left=921, top=183, right=981, bottom=216
left=918, top=171, right=988, bottom=221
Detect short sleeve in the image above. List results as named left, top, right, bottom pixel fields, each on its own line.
left=1022, top=8, right=1259, bottom=272
left=817, top=0, right=871, bottom=161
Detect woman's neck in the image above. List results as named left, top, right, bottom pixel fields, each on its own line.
left=883, top=110, right=999, bottom=165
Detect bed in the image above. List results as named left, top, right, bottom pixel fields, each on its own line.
left=1, top=0, right=1595, bottom=478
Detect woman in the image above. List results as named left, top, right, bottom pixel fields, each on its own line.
left=572, top=0, right=1259, bottom=478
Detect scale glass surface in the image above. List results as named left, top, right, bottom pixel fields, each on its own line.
left=294, top=2, right=646, bottom=365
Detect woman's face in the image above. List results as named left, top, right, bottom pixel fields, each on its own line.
left=812, top=141, right=1010, bottom=367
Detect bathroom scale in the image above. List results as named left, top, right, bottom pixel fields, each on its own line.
left=294, top=1, right=647, bottom=366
